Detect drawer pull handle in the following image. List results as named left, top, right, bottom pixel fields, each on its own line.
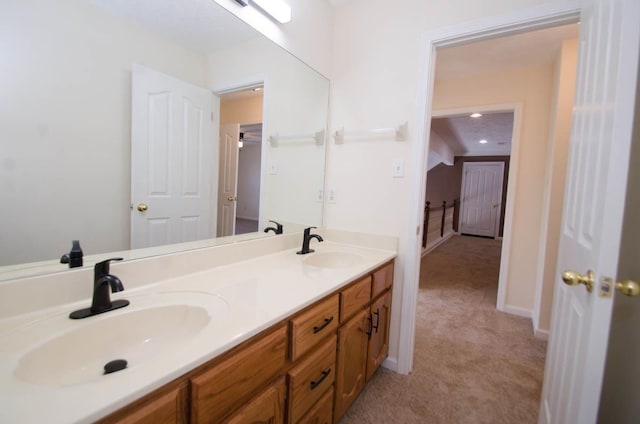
left=372, top=308, right=380, bottom=333
left=313, top=316, right=334, bottom=334
left=310, top=368, right=331, bottom=390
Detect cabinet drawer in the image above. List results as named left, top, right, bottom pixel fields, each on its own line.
left=190, top=325, right=288, bottom=423
left=290, top=294, right=339, bottom=361
left=372, top=261, right=394, bottom=299
left=98, top=381, right=188, bottom=424
left=297, top=386, right=334, bottom=424
left=226, top=377, right=286, bottom=424
left=340, top=275, right=371, bottom=323
left=287, top=336, right=337, bottom=424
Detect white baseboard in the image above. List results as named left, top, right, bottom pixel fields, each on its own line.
left=534, top=328, right=549, bottom=340
left=421, top=232, right=456, bottom=257
left=381, top=356, right=399, bottom=373
left=236, top=216, right=258, bottom=222
left=501, top=304, right=533, bottom=319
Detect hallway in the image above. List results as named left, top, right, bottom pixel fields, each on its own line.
left=339, top=235, right=547, bottom=423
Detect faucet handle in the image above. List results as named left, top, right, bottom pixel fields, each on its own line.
left=94, top=257, right=123, bottom=278
left=304, top=226, right=317, bottom=234
left=269, top=220, right=284, bottom=234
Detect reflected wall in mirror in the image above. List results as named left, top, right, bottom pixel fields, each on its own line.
left=0, top=0, right=329, bottom=280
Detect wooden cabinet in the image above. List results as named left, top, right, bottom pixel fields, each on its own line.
left=226, top=378, right=286, bottom=424
left=334, top=261, right=394, bottom=421
left=298, top=388, right=333, bottom=424
left=96, top=381, right=189, bottom=424
left=97, top=260, right=393, bottom=424
left=334, top=308, right=369, bottom=420
left=191, top=325, right=288, bottom=423
left=290, top=294, right=339, bottom=362
left=287, top=337, right=336, bottom=423
left=366, top=290, right=392, bottom=381
left=339, top=275, right=371, bottom=322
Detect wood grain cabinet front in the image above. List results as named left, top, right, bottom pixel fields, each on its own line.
left=190, top=325, right=288, bottom=423
left=226, top=377, right=286, bottom=424
left=96, top=381, right=189, bottom=424
left=297, top=387, right=334, bottom=424
left=289, top=294, right=339, bottom=362
left=339, top=275, right=372, bottom=323
left=366, top=290, right=392, bottom=381
left=333, top=308, right=369, bottom=421
left=287, top=336, right=337, bottom=423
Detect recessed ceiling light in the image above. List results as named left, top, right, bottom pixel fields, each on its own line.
left=252, top=87, right=263, bottom=92
left=470, top=113, right=482, bottom=118
left=479, top=139, right=488, bottom=144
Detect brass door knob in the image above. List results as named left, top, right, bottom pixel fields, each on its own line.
left=561, top=270, right=594, bottom=293
left=137, top=203, right=148, bottom=212
left=616, top=280, right=640, bottom=297
left=227, top=196, right=237, bottom=202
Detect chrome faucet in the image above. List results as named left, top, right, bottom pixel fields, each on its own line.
left=264, top=220, right=283, bottom=234
left=69, top=258, right=130, bottom=319
left=297, top=227, right=323, bottom=255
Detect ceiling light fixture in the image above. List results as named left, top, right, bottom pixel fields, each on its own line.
left=479, top=139, right=488, bottom=144
left=252, top=87, right=263, bottom=92
left=252, top=0, right=292, bottom=23
left=470, top=113, right=482, bottom=118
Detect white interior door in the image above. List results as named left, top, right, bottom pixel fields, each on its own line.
left=459, top=161, right=504, bottom=237
left=539, top=1, right=640, bottom=423
left=217, top=123, right=239, bottom=237
left=131, top=65, right=216, bottom=249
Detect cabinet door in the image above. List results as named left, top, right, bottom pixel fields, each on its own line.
left=226, top=378, right=286, bottom=424
left=366, top=291, right=391, bottom=381
left=333, top=308, right=369, bottom=421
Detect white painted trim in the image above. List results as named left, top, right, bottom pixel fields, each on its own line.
left=535, top=328, right=549, bottom=340
left=421, top=231, right=456, bottom=257
left=381, top=356, right=398, bottom=372
left=212, top=74, right=270, bottom=232
left=400, top=1, right=581, bottom=375
left=502, top=304, right=533, bottom=319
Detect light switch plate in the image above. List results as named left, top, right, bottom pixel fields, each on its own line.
left=328, top=188, right=336, bottom=203
left=269, top=160, right=278, bottom=175
left=392, top=158, right=405, bottom=177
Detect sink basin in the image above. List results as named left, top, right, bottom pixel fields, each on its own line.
left=303, top=251, right=364, bottom=269
left=12, top=292, right=227, bottom=386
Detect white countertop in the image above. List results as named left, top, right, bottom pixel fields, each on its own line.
left=0, top=235, right=396, bottom=423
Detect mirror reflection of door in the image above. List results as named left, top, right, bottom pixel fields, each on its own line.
left=217, top=87, right=264, bottom=236
left=131, top=65, right=218, bottom=249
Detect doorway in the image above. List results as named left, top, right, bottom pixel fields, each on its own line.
left=217, top=86, right=264, bottom=236
left=411, top=20, right=579, bottom=375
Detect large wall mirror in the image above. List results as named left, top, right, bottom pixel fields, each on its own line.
left=1, top=0, right=329, bottom=281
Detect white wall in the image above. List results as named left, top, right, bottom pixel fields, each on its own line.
left=534, top=38, right=578, bottom=334
left=212, top=0, right=334, bottom=78
left=327, top=0, right=563, bottom=363
left=219, top=96, right=264, bottom=222
left=433, top=65, right=556, bottom=312
left=208, top=36, right=329, bottom=231
left=0, top=0, right=208, bottom=265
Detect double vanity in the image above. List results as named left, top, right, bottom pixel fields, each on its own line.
left=0, top=230, right=396, bottom=423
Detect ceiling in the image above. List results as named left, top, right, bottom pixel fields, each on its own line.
left=431, top=23, right=579, bottom=158
left=435, top=23, right=580, bottom=80
left=432, top=112, right=514, bottom=156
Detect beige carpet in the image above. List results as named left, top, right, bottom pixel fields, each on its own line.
left=339, top=235, right=547, bottom=423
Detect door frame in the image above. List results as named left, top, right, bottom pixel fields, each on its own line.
left=212, top=74, right=268, bottom=232
left=459, top=161, right=505, bottom=239
left=398, top=2, right=581, bottom=374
